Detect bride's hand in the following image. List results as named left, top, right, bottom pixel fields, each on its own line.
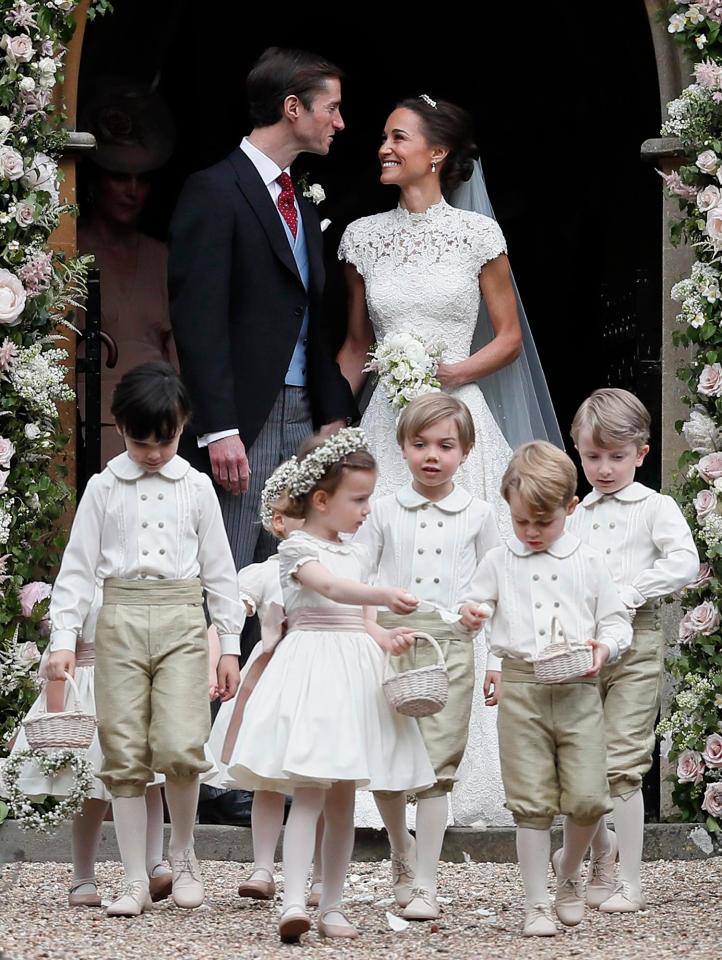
left=436, top=361, right=465, bottom=390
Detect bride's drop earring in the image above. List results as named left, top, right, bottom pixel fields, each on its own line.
left=431, top=161, right=437, bottom=174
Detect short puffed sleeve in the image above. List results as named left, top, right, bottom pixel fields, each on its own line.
left=471, top=215, right=507, bottom=270
left=279, top=534, right=321, bottom=585
left=236, top=560, right=269, bottom=615
left=338, top=221, right=366, bottom=277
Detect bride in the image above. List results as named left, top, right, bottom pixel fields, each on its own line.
left=337, top=95, right=560, bottom=828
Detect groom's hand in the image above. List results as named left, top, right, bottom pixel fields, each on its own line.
left=319, top=419, right=346, bottom=437
left=209, top=435, right=250, bottom=495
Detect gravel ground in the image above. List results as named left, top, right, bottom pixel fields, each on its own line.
left=0, top=858, right=718, bottom=960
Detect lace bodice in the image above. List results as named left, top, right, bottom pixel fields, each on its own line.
left=339, top=199, right=506, bottom=362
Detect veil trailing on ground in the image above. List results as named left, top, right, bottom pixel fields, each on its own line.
left=450, top=160, right=564, bottom=449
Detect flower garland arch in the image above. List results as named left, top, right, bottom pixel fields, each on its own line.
left=0, top=0, right=110, bottom=776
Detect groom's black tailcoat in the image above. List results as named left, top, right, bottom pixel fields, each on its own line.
left=168, top=148, right=357, bottom=470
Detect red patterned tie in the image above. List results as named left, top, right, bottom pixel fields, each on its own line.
left=277, top=173, right=298, bottom=238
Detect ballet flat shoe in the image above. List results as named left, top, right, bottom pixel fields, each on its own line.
left=238, top=868, right=276, bottom=900
left=279, top=905, right=311, bottom=943
left=317, top=906, right=359, bottom=939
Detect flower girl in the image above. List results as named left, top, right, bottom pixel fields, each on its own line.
left=209, top=460, right=324, bottom=905
left=226, top=429, right=435, bottom=942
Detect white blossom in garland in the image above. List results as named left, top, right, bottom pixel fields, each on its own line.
left=1, top=748, right=94, bottom=833
left=259, top=457, right=298, bottom=528
left=288, top=428, right=369, bottom=498
left=8, top=343, right=74, bottom=419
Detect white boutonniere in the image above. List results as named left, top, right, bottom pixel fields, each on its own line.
left=299, top=174, right=326, bottom=205
left=304, top=182, right=326, bottom=205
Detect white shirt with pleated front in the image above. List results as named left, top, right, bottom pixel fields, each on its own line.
left=567, top=481, right=699, bottom=609
left=49, top=452, right=242, bottom=655
left=355, top=483, right=501, bottom=621
left=466, top=532, right=633, bottom=671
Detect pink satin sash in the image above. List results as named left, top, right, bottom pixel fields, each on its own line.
left=286, top=608, right=367, bottom=632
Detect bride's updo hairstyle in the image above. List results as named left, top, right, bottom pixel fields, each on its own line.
left=397, top=96, right=478, bottom=193
left=284, top=429, right=376, bottom=519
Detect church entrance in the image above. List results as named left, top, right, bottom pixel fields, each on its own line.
left=77, top=2, right=662, bottom=482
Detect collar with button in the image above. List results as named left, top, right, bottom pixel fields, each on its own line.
left=507, top=532, right=581, bottom=559
left=580, top=481, right=654, bottom=507
left=395, top=483, right=472, bottom=513
left=107, top=452, right=190, bottom=482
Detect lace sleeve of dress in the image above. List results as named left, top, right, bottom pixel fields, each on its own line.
left=338, top=222, right=365, bottom=277
left=278, top=534, right=321, bottom=584
left=473, top=215, right=508, bottom=269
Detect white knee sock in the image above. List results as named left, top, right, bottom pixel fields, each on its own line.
left=318, top=783, right=355, bottom=919
left=71, top=798, right=109, bottom=885
left=559, top=819, right=601, bottom=877
left=164, top=777, right=200, bottom=857
left=312, top=813, right=324, bottom=884
left=516, top=827, right=551, bottom=909
left=251, top=790, right=285, bottom=874
left=374, top=792, right=414, bottom=855
left=112, top=795, right=149, bottom=885
left=613, top=791, right=644, bottom=890
left=282, top=787, right=324, bottom=911
left=144, top=786, right=167, bottom=875
left=588, top=815, right=613, bottom=859
left=414, top=795, right=448, bottom=897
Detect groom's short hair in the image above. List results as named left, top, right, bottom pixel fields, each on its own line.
left=247, top=47, right=344, bottom=128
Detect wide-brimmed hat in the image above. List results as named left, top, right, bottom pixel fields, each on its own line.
left=80, top=78, right=175, bottom=175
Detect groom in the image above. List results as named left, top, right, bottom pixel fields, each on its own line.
left=169, top=47, right=357, bottom=573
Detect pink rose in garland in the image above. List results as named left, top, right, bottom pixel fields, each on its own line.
left=18, top=580, right=51, bottom=619
left=702, top=782, right=722, bottom=817
left=695, top=489, right=718, bottom=521
left=698, top=363, right=722, bottom=398
left=702, top=733, right=722, bottom=769
left=679, top=601, right=721, bottom=641
left=687, top=563, right=714, bottom=592
left=0, top=269, right=26, bottom=326
left=677, top=749, right=706, bottom=784
left=698, top=451, right=722, bottom=481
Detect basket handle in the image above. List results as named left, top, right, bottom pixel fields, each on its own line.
left=62, top=670, right=83, bottom=712
left=549, top=617, right=570, bottom=650
left=383, top=631, right=446, bottom=681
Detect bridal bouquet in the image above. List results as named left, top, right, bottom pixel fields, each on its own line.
left=364, top=331, right=444, bottom=411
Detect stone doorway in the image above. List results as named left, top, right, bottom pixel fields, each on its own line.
left=75, top=2, right=662, bottom=477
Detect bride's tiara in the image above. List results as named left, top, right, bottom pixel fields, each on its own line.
left=419, top=94, right=437, bottom=109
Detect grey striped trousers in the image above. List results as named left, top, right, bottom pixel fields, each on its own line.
left=219, top=386, right=312, bottom=571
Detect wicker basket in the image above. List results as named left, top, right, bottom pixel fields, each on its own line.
left=23, top=671, right=97, bottom=750
left=533, top=617, right=594, bottom=684
left=383, top=632, right=449, bottom=717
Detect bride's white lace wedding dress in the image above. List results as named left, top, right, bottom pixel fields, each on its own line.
left=339, top=198, right=514, bottom=828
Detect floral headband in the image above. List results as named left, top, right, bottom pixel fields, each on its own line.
left=259, top=457, right=298, bottom=527
left=419, top=94, right=437, bottom=109
left=287, top=427, right=369, bottom=498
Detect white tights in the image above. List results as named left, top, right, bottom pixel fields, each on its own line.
left=590, top=790, right=644, bottom=889
left=282, top=782, right=354, bottom=922
left=112, top=778, right=198, bottom=885
left=374, top=792, right=448, bottom=897
left=74, top=786, right=170, bottom=889
left=516, top=828, right=551, bottom=909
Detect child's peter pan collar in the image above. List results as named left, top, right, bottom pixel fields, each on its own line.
left=507, top=532, right=581, bottom=559
left=106, top=452, right=191, bottom=481
left=580, top=481, right=654, bottom=508
left=395, top=483, right=472, bottom=514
